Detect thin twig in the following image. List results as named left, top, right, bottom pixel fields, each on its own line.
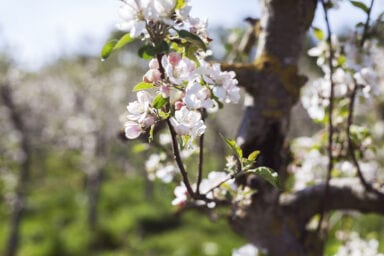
left=348, top=79, right=384, bottom=197
left=196, top=109, right=207, bottom=195
left=316, top=0, right=336, bottom=235
left=360, top=0, right=375, bottom=47
left=166, top=119, right=195, bottom=198
left=196, top=133, right=204, bottom=195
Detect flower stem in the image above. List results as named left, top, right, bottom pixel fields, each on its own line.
left=166, top=119, right=195, bottom=198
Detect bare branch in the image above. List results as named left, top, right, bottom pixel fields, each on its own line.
left=281, top=178, right=384, bottom=226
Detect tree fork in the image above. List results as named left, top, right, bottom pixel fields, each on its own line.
left=226, top=0, right=317, bottom=255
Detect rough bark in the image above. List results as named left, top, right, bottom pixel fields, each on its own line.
left=226, top=0, right=318, bottom=255
left=223, top=1, right=384, bottom=255
left=1, top=83, right=32, bottom=256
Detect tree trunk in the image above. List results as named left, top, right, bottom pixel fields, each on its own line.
left=226, top=0, right=318, bottom=255
left=1, top=84, right=32, bottom=256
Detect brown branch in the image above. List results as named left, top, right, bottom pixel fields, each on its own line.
left=166, top=119, right=195, bottom=198
left=281, top=178, right=384, bottom=226
left=196, top=132, right=204, bottom=195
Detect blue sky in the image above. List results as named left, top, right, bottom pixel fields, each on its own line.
left=0, top=0, right=382, bottom=70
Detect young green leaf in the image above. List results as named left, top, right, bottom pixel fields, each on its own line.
left=114, top=33, right=134, bottom=50
left=158, top=111, right=170, bottom=119
left=132, top=82, right=155, bottom=92
left=175, top=0, right=186, bottom=9
left=100, top=39, right=118, bottom=60
left=248, top=167, right=279, bottom=189
left=248, top=150, right=260, bottom=161
left=152, top=94, right=168, bottom=109
left=312, top=27, right=324, bottom=41
left=148, top=124, right=155, bottom=143
left=350, top=0, right=369, bottom=13
left=185, top=44, right=199, bottom=64
left=222, top=136, right=243, bottom=159
left=178, top=29, right=207, bottom=51
left=132, top=143, right=149, bottom=153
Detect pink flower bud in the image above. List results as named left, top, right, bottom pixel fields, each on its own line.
left=143, top=69, right=162, bottom=83
left=168, top=52, right=182, bottom=66
left=142, top=115, right=156, bottom=127
left=160, top=85, right=170, bottom=98
left=149, top=58, right=159, bottom=69
left=174, top=101, right=184, bottom=110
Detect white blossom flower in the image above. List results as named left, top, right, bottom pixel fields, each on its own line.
left=143, top=69, right=162, bottom=83
left=184, top=82, right=213, bottom=110
left=170, top=106, right=206, bottom=137
left=189, top=17, right=209, bottom=42
left=162, top=55, right=197, bottom=85
left=198, top=61, right=240, bottom=104
left=117, top=0, right=149, bottom=37
left=335, top=231, right=384, bottom=256
left=156, top=164, right=177, bottom=183
left=152, top=0, right=176, bottom=19
left=172, top=183, right=188, bottom=206
left=124, top=121, right=142, bottom=139
left=125, top=91, right=155, bottom=139
left=354, top=67, right=378, bottom=97
left=126, top=91, right=153, bottom=122
left=232, top=244, right=260, bottom=256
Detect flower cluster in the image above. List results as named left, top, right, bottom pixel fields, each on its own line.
left=303, top=35, right=379, bottom=122
left=116, top=1, right=240, bottom=142
left=118, top=0, right=208, bottom=40
left=335, top=231, right=384, bottom=256
left=232, top=243, right=261, bottom=256
left=107, top=0, right=246, bottom=210
left=171, top=170, right=253, bottom=209
left=124, top=52, right=239, bottom=142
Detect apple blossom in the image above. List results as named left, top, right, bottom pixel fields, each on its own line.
left=143, top=69, right=162, bottom=83
left=117, top=0, right=149, bottom=37
left=232, top=244, right=260, bottom=256
left=169, top=106, right=206, bottom=138
left=184, top=82, right=213, bottom=110
left=124, top=121, right=142, bottom=139
left=171, top=183, right=188, bottom=206
left=126, top=91, right=153, bottom=122
left=162, top=55, right=197, bottom=86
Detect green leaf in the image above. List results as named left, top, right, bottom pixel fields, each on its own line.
left=312, top=27, right=324, bottom=41
left=133, top=82, right=155, bottom=92
left=138, top=41, right=170, bottom=59
left=114, top=33, right=134, bottom=50
left=337, top=55, right=347, bottom=67
left=139, top=45, right=156, bottom=59
left=100, top=33, right=135, bottom=60
left=185, top=44, right=199, bottom=64
left=158, top=111, right=170, bottom=119
left=248, top=150, right=260, bottom=161
left=155, top=40, right=170, bottom=54
left=175, top=0, right=186, bottom=9
left=152, top=94, right=168, bottom=109
left=350, top=1, right=369, bottom=13
left=178, top=29, right=207, bottom=51
left=100, top=39, right=118, bottom=60
left=222, top=136, right=243, bottom=159
left=249, top=167, right=279, bottom=189
left=132, top=143, right=149, bottom=153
